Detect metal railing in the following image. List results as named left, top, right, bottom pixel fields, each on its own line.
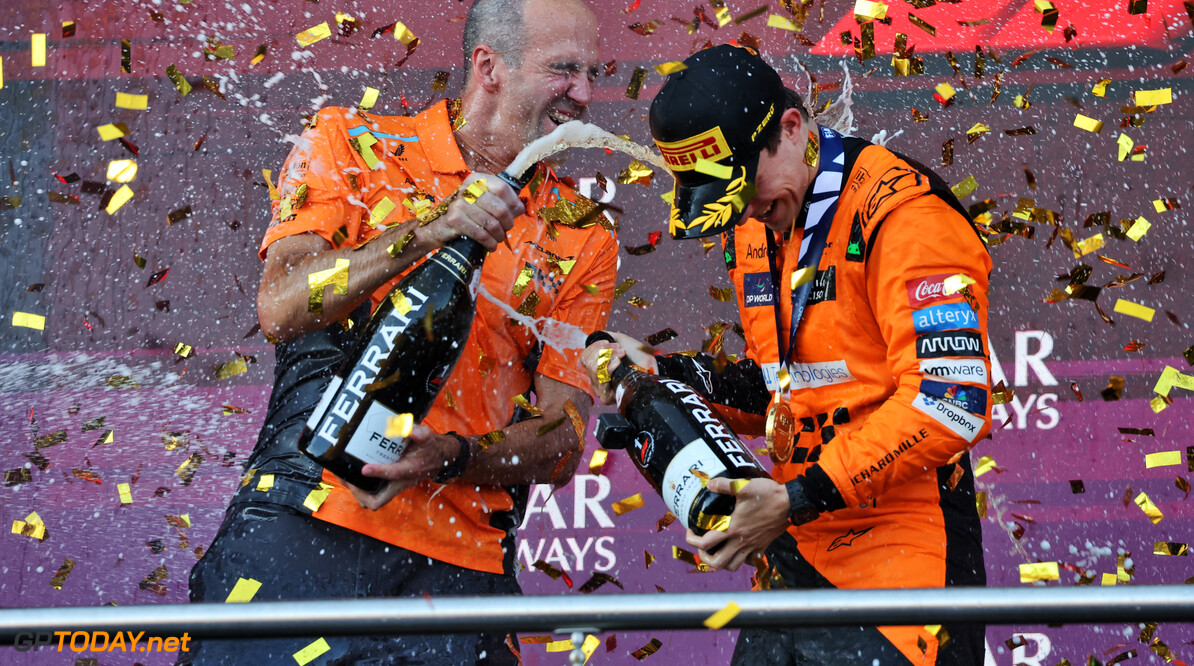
left=2, top=586, right=1192, bottom=645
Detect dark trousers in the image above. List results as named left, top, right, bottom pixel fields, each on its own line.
left=731, top=533, right=985, bottom=666
left=180, top=503, right=520, bottom=665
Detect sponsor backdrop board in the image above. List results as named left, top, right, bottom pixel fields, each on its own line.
left=1, top=0, right=1192, bottom=664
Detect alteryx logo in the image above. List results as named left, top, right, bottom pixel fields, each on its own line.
left=912, top=302, right=978, bottom=333
left=743, top=272, right=775, bottom=307
left=921, top=379, right=987, bottom=416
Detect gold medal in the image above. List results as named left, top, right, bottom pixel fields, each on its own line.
left=765, top=395, right=796, bottom=464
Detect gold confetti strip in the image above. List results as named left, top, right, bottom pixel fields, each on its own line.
left=31, top=33, right=47, bottom=67
left=250, top=44, right=268, bottom=66
left=657, top=511, right=676, bottom=531
left=1125, top=216, right=1151, bottom=242
left=910, top=13, right=936, bottom=36
left=563, top=399, right=586, bottom=444
left=166, top=64, right=192, bottom=96
left=516, top=291, right=541, bottom=317
left=612, top=493, right=645, bottom=516
left=49, top=558, right=75, bottom=590
left=293, top=638, right=331, bottom=666
left=106, top=185, right=134, bottom=214
left=296, top=22, right=332, bottom=47
left=214, top=357, right=248, bottom=379
left=653, top=61, right=687, bottom=75
left=1073, top=114, right=1104, bottom=133
left=368, top=197, right=396, bottom=228
left=96, top=123, right=130, bottom=141
left=627, top=296, right=652, bottom=308
left=631, top=638, right=663, bottom=659
left=1101, top=572, right=1118, bottom=586
left=767, top=13, right=801, bottom=30
left=950, top=175, right=978, bottom=200
left=1072, top=233, right=1105, bottom=258
left=1113, top=298, right=1155, bottom=322
left=695, top=512, right=731, bottom=532
left=1019, top=562, right=1059, bottom=583
left=589, top=449, right=609, bottom=474
left=12, top=312, right=45, bottom=330
left=462, top=178, right=489, bottom=204
left=352, top=132, right=381, bottom=169
left=107, top=159, right=137, bottom=183
left=626, top=67, right=648, bottom=99
left=596, top=348, right=614, bottom=384
left=1154, top=541, right=1188, bottom=556
left=115, top=92, right=148, bottom=110
left=616, top=160, right=653, bottom=187
left=1145, top=451, right=1182, bottom=468
left=704, top=601, right=741, bottom=629
left=256, top=473, right=275, bottom=492
left=1134, top=88, right=1172, bottom=106
left=973, top=455, right=999, bottom=477
left=854, top=0, right=888, bottom=20
left=393, top=21, right=418, bottom=45
left=13, top=512, right=47, bottom=541
left=303, top=481, right=336, bottom=512
left=308, top=258, right=350, bottom=314
left=1134, top=492, right=1163, bottom=524
left=966, top=123, right=991, bottom=143
left=118, top=482, right=133, bottom=504
left=387, top=232, right=416, bottom=258
left=512, top=394, right=544, bottom=417
left=225, top=577, right=262, bottom=603
left=520, top=635, right=553, bottom=644
left=478, top=429, right=506, bottom=450
left=1153, top=366, right=1194, bottom=397
left=545, top=639, right=575, bottom=652
left=533, top=559, right=565, bottom=580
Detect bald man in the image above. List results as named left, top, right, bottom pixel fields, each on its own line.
left=182, top=0, right=614, bottom=663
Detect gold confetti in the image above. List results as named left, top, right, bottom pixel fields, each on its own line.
left=250, top=44, right=268, bottom=66
left=225, top=577, right=262, bottom=603
left=13, top=511, right=47, bottom=541
left=596, top=347, right=614, bottom=384
left=393, top=21, right=418, bottom=45
left=695, top=158, right=732, bottom=180
left=653, top=61, right=687, bottom=75
left=589, top=449, right=609, bottom=474
left=1134, top=492, right=1163, bottom=524
left=1153, top=366, right=1194, bottom=397
left=704, top=601, right=741, bottom=629
left=1072, top=233, right=1105, bottom=258
left=1154, top=542, right=1188, bottom=556
left=627, top=296, right=652, bottom=308
left=166, top=64, right=192, bottom=96
left=115, top=92, right=148, bottom=110
left=118, top=482, right=133, bottom=504
left=96, top=123, right=130, bottom=141
left=767, top=14, right=802, bottom=30
left=950, top=175, right=978, bottom=200
left=31, top=33, right=46, bottom=67
left=673, top=545, right=708, bottom=570
left=12, top=312, right=45, bottom=330
left=462, top=178, right=489, bottom=204
left=973, top=455, right=999, bottom=477
left=1134, top=88, right=1172, bottom=106
left=106, top=159, right=137, bottom=183
left=612, top=493, right=645, bottom=515
left=387, top=232, right=416, bottom=258
left=1074, top=114, right=1104, bottom=133
left=626, top=67, right=647, bottom=99
left=368, top=197, right=396, bottom=228
left=1113, top=298, right=1155, bottom=322
left=516, top=291, right=541, bottom=317
left=1019, top=562, right=1059, bottom=583
left=351, top=132, right=381, bottom=170
left=49, top=558, right=75, bottom=589
left=359, top=87, right=380, bottom=111
left=255, top=473, right=274, bottom=492
left=695, top=512, right=731, bottom=532
left=630, top=638, right=664, bottom=660
left=1101, top=572, right=1118, bottom=585
left=106, top=185, right=134, bottom=214
left=303, top=481, right=336, bottom=512
left=296, top=23, right=332, bottom=47
left=966, top=123, right=991, bottom=143
left=709, top=285, right=734, bottom=302
left=214, top=357, right=248, bottom=379
left=976, top=491, right=988, bottom=518
left=910, top=13, right=937, bottom=36
left=308, top=258, right=350, bottom=314
left=563, top=398, right=586, bottom=445
left=293, top=638, right=331, bottom=666
left=1145, top=451, right=1182, bottom=468
left=657, top=512, right=676, bottom=531
left=1125, top=216, right=1151, bottom=241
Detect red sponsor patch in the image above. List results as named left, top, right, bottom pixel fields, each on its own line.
left=906, top=273, right=959, bottom=308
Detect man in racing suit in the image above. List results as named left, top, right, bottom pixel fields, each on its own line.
left=584, top=44, right=991, bottom=665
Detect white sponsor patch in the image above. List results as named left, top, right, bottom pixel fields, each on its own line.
left=919, top=359, right=988, bottom=385
left=761, top=362, right=783, bottom=392
left=912, top=392, right=985, bottom=443
left=787, top=360, right=856, bottom=390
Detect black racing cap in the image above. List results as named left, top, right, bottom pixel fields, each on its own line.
left=650, top=44, right=785, bottom=240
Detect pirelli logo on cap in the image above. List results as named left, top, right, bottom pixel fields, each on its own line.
left=656, top=127, right=732, bottom=171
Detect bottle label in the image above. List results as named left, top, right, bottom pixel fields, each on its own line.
left=307, top=376, right=343, bottom=430
left=343, top=401, right=409, bottom=465
left=662, top=438, right=727, bottom=530
left=430, top=245, right=472, bottom=286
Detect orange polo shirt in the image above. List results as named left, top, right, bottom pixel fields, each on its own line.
left=262, top=100, right=618, bottom=573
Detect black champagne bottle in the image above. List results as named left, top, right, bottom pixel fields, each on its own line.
left=297, top=171, right=529, bottom=493
left=588, top=333, right=768, bottom=537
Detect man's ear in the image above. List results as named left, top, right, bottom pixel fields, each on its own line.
left=471, top=45, right=503, bottom=93
left=778, top=107, right=805, bottom=141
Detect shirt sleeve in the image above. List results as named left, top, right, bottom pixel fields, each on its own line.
left=535, top=230, right=619, bottom=395
left=801, top=194, right=994, bottom=511
left=259, top=108, right=367, bottom=260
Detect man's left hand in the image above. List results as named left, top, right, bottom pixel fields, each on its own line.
left=686, top=477, right=792, bottom=572
left=347, top=425, right=456, bottom=511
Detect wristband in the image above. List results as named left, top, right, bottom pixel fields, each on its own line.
left=434, top=432, right=472, bottom=484
left=785, top=477, right=821, bottom=526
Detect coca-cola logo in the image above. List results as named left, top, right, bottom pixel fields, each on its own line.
left=906, top=273, right=960, bottom=308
